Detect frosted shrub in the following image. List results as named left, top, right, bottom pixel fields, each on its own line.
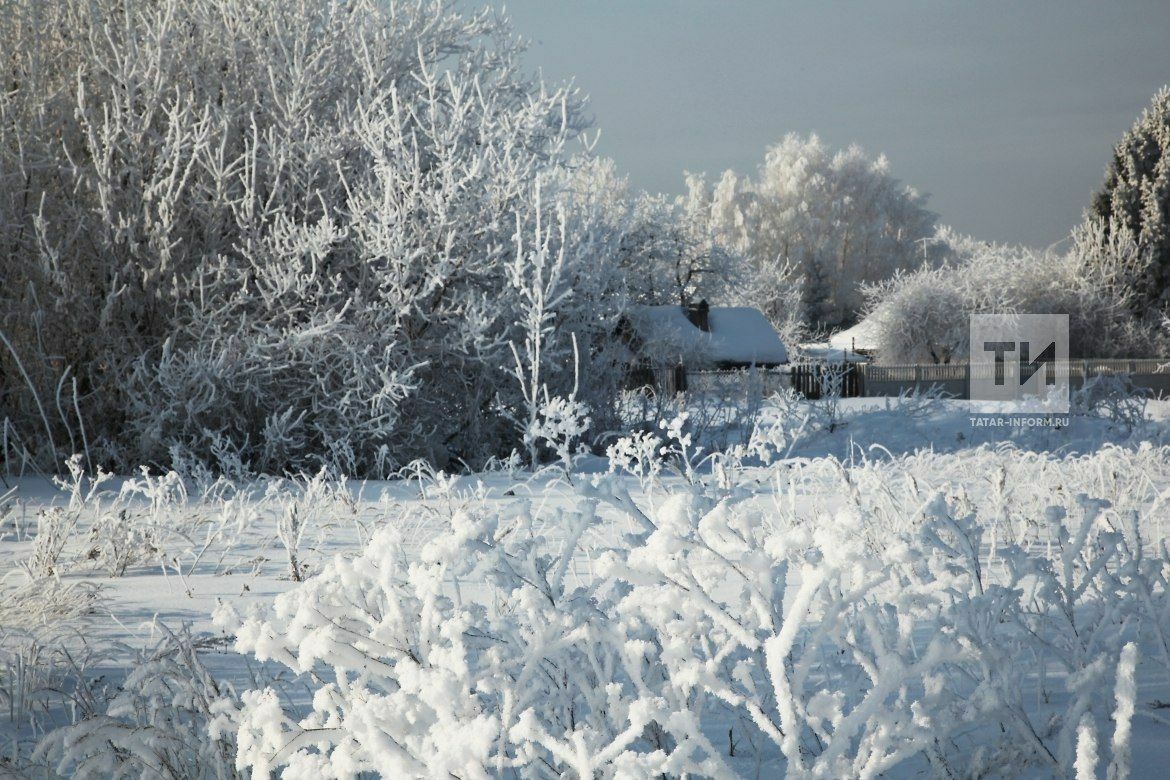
left=222, top=445, right=1170, bottom=777
left=864, top=226, right=1161, bottom=364
left=606, top=483, right=1159, bottom=776
left=36, top=627, right=238, bottom=780
left=1070, top=374, right=1149, bottom=433
left=529, top=395, right=593, bottom=472
left=739, top=382, right=854, bottom=464
left=811, top=363, right=848, bottom=433
left=881, top=383, right=948, bottom=418
left=602, top=487, right=977, bottom=776
left=217, top=478, right=751, bottom=777
left=0, top=0, right=648, bottom=476
left=738, top=387, right=815, bottom=464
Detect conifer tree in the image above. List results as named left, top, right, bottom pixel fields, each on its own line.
left=1089, top=87, right=1170, bottom=313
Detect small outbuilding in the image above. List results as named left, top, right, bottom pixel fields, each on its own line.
left=621, top=300, right=789, bottom=391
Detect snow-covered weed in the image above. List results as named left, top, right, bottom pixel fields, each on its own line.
left=35, top=626, right=239, bottom=780
left=739, top=387, right=816, bottom=464
left=881, top=383, right=949, bottom=418
left=272, top=469, right=349, bottom=582
left=1071, top=373, right=1149, bottom=433
left=26, top=507, right=84, bottom=580
left=85, top=509, right=161, bottom=577
left=605, top=428, right=665, bottom=488
left=614, top=370, right=777, bottom=457
left=25, top=456, right=114, bottom=578
left=0, top=577, right=105, bottom=767
left=529, top=395, right=592, bottom=474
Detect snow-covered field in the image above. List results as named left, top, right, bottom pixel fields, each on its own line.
left=4, top=397, right=1170, bottom=777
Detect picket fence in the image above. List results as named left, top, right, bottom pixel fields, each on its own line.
left=667, top=359, right=1170, bottom=400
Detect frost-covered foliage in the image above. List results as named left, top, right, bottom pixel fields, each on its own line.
left=1071, top=374, right=1149, bottom=433
left=35, top=627, right=239, bottom=780
left=220, top=442, right=1170, bottom=777
left=0, top=0, right=644, bottom=476
left=737, top=379, right=853, bottom=463
left=610, top=369, right=790, bottom=458
left=865, top=84, right=1170, bottom=365
left=20, top=455, right=234, bottom=581
left=1087, top=86, right=1170, bottom=314
left=691, top=134, right=943, bottom=331
left=553, top=158, right=742, bottom=311
left=26, top=455, right=115, bottom=578
left=863, top=225, right=1161, bottom=363
left=213, top=492, right=687, bottom=778
left=0, top=577, right=105, bottom=761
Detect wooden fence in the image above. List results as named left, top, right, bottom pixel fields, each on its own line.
left=859, top=359, right=1170, bottom=399
left=789, top=363, right=864, bottom=399
left=667, top=359, right=1170, bottom=401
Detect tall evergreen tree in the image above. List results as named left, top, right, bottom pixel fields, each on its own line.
left=1089, top=87, right=1170, bottom=313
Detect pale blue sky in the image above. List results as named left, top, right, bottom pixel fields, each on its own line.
left=500, top=1, right=1170, bottom=247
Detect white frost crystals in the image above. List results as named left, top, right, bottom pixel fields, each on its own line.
left=215, top=441, right=1170, bottom=778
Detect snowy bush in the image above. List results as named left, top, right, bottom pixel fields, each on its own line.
left=864, top=225, right=1163, bottom=363
left=214, top=490, right=715, bottom=777
left=220, top=443, right=1170, bottom=777
left=737, top=387, right=819, bottom=464
left=610, top=370, right=780, bottom=460
left=0, top=0, right=646, bottom=476
left=1071, top=374, right=1149, bottom=433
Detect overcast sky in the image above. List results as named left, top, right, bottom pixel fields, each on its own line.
left=501, top=1, right=1170, bottom=248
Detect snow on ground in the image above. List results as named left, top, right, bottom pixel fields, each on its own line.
left=3, top=396, right=1170, bottom=777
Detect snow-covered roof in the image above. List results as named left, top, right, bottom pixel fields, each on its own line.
left=626, top=305, right=789, bottom=366
left=829, top=314, right=881, bottom=353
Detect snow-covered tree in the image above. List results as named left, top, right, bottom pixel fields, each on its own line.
left=1087, top=86, right=1170, bottom=314
left=863, top=227, right=1159, bottom=363
left=0, top=0, right=636, bottom=475
left=677, top=171, right=805, bottom=346
left=554, top=159, right=738, bottom=309
left=697, top=134, right=943, bottom=331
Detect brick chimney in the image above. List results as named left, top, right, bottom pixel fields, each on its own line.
left=684, top=299, right=710, bottom=332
